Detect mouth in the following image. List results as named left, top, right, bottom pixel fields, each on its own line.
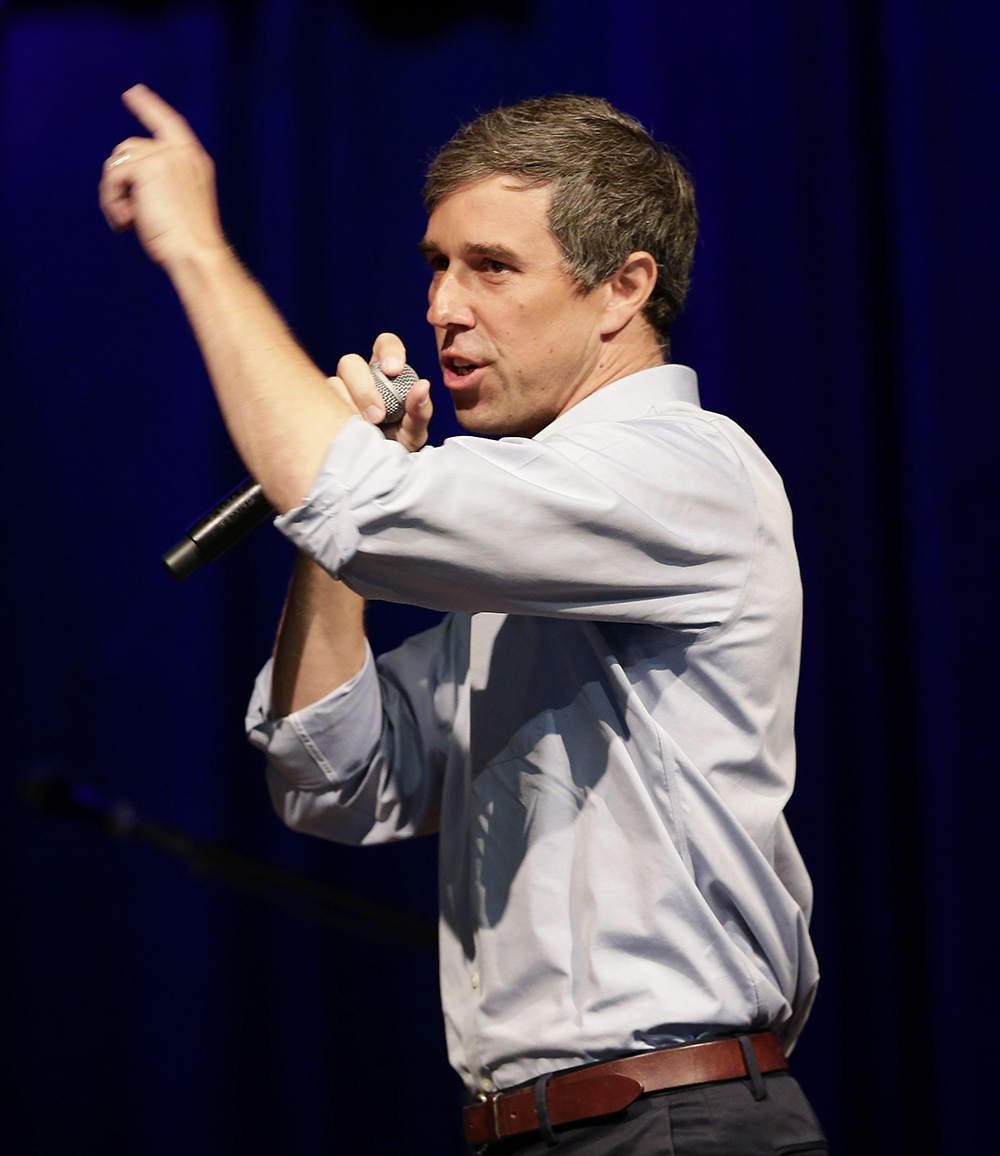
left=440, top=354, right=489, bottom=391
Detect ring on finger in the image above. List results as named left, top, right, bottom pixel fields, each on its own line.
left=108, top=152, right=132, bottom=168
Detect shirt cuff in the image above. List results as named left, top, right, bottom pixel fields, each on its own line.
left=246, top=643, right=383, bottom=791
left=272, top=416, right=404, bottom=577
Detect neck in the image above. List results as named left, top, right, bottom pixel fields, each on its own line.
left=555, top=319, right=665, bottom=420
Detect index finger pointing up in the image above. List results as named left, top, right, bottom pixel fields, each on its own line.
left=121, top=84, right=198, bottom=143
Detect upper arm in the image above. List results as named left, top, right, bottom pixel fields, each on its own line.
left=276, top=415, right=760, bottom=628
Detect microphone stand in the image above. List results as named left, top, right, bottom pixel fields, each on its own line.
left=21, top=771, right=437, bottom=953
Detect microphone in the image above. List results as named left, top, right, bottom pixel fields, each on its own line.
left=372, top=360, right=419, bottom=424
left=161, top=361, right=419, bottom=581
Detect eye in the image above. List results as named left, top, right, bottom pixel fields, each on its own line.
left=426, top=254, right=448, bottom=272
left=478, top=257, right=517, bottom=277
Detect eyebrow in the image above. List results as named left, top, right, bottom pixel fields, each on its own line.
left=418, top=239, right=520, bottom=265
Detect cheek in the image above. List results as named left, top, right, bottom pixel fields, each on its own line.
left=490, top=291, right=591, bottom=376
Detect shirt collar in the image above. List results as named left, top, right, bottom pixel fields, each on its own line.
left=533, top=364, right=701, bottom=441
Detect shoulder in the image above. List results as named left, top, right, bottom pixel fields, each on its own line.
left=552, top=402, right=789, bottom=510
left=545, top=407, right=762, bottom=508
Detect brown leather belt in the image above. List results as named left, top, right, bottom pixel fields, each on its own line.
left=463, top=1032, right=787, bottom=1147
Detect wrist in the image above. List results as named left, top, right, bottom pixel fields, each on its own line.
left=161, top=237, right=237, bottom=283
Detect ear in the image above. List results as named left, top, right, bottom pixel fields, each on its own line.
left=597, top=251, right=658, bottom=337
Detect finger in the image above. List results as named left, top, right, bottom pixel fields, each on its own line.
left=371, top=331, right=407, bottom=377
left=404, top=378, right=432, bottom=418
left=102, top=199, right=133, bottom=233
left=121, top=84, right=199, bottom=145
left=337, top=353, right=385, bottom=423
left=105, top=136, right=159, bottom=161
left=397, top=379, right=433, bottom=451
left=102, top=139, right=157, bottom=211
left=325, top=375, right=360, bottom=413
left=98, top=155, right=141, bottom=231
left=100, top=138, right=157, bottom=210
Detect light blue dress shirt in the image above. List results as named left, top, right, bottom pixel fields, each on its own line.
left=246, top=364, right=819, bottom=1095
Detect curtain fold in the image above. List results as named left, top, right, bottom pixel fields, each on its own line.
left=2, top=1, right=996, bottom=1151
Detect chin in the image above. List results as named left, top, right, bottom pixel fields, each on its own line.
left=454, top=409, right=507, bottom=436
left=452, top=397, right=546, bottom=439
left=453, top=400, right=512, bottom=437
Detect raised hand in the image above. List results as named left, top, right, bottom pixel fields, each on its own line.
left=335, top=332, right=433, bottom=453
left=99, top=84, right=226, bottom=267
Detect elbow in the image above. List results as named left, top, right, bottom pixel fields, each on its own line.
left=266, top=765, right=374, bottom=844
left=258, top=469, right=313, bottom=518
left=253, top=425, right=344, bottom=515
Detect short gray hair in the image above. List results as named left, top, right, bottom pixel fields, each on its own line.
left=423, top=95, right=698, bottom=352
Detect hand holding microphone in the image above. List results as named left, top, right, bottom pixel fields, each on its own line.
left=162, top=346, right=431, bottom=580
left=334, top=335, right=432, bottom=455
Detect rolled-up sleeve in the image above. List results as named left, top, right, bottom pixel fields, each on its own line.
left=246, top=617, right=461, bottom=845
left=247, top=647, right=383, bottom=792
left=274, top=412, right=759, bottom=629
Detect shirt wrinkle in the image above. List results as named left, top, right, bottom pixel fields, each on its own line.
left=247, top=364, right=818, bottom=1090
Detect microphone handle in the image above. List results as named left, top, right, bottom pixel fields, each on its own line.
left=162, top=477, right=274, bottom=581
left=161, top=360, right=418, bottom=581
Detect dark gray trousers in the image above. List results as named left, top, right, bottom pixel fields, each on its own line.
left=480, top=1072, right=827, bottom=1156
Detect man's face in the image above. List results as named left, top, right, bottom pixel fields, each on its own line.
left=420, top=175, right=609, bottom=437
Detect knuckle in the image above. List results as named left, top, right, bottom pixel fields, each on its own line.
left=337, top=355, right=374, bottom=393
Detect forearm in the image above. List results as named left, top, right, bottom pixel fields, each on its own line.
left=100, top=88, right=417, bottom=513
left=165, top=245, right=355, bottom=512
left=270, top=552, right=367, bottom=718
left=250, top=606, right=457, bottom=845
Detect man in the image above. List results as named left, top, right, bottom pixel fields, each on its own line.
left=101, top=87, right=824, bottom=1153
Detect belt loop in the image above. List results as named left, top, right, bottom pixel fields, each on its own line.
left=490, top=1092, right=502, bottom=1142
left=737, top=1035, right=768, bottom=1102
left=533, top=1072, right=560, bottom=1147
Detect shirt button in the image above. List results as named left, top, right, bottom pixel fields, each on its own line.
left=481, top=1077, right=495, bottom=1093
left=470, top=971, right=480, bottom=989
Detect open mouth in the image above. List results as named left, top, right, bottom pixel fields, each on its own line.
left=441, top=355, right=489, bottom=389
left=449, top=359, right=480, bottom=376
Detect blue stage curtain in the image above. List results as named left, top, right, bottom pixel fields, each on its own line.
left=1, top=1, right=997, bottom=1152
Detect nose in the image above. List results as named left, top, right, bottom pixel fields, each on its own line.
left=427, top=268, right=475, bottom=330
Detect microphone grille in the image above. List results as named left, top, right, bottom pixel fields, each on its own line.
left=371, top=361, right=419, bottom=425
